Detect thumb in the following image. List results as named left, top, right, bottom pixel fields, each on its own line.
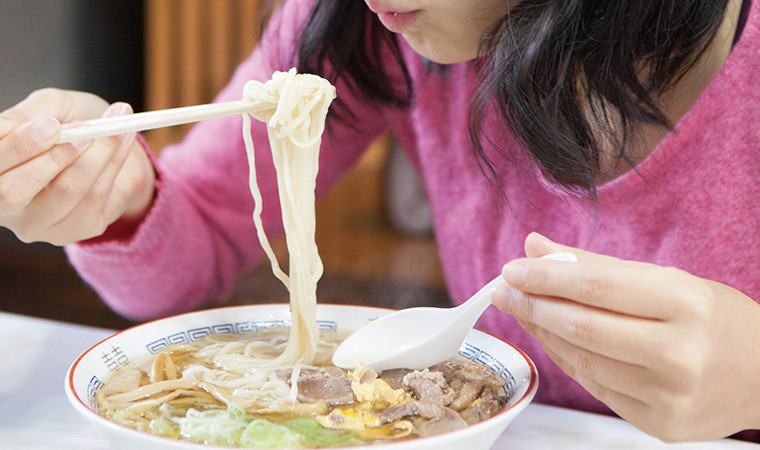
left=524, top=232, right=616, bottom=264
left=523, top=232, right=566, bottom=258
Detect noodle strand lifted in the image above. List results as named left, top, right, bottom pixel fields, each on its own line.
left=241, top=69, right=336, bottom=366
left=93, top=72, right=509, bottom=449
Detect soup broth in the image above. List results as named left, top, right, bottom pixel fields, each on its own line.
left=96, top=329, right=508, bottom=448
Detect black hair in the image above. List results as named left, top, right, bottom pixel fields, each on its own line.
left=295, top=0, right=412, bottom=111
left=281, top=0, right=730, bottom=197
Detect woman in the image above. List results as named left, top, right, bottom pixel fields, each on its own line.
left=0, top=0, right=758, bottom=442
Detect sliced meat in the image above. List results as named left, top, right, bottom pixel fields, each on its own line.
left=378, top=368, right=412, bottom=390
left=377, top=400, right=450, bottom=422
left=459, top=384, right=506, bottom=425
left=378, top=400, right=467, bottom=437
left=411, top=409, right=468, bottom=437
left=402, top=369, right=455, bottom=405
left=277, top=367, right=355, bottom=405
left=447, top=362, right=496, bottom=411
left=428, top=362, right=456, bottom=378
left=377, top=400, right=419, bottom=424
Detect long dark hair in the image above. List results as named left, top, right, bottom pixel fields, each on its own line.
left=285, top=0, right=730, bottom=197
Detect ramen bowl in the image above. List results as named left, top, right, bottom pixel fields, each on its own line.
left=66, top=304, right=537, bottom=450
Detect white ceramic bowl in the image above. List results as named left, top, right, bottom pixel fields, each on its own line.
left=66, top=304, right=537, bottom=450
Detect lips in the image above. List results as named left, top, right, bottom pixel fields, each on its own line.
left=376, top=10, right=421, bottom=32
left=365, top=1, right=421, bottom=32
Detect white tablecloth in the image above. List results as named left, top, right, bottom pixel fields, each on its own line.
left=0, top=312, right=756, bottom=449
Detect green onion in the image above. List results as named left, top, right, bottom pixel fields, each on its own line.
left=284, top=417, right=357, bottom=447
left=240, top=419, right=302, bottom=448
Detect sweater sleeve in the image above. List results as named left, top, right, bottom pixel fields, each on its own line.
left=64, top=0, right=395, bottom=320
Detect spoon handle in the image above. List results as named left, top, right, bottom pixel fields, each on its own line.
left=454, top=275, right=505, bottom=327
left=454, top=252, right=578, bottom=330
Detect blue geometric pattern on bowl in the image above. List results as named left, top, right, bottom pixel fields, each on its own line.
left=458, top=342, right=515, bottom=394
left=146, top=319, right=339, bottom=353
left=87, top=375, right=105, bottom=409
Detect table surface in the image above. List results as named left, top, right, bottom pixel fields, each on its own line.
left=1, top=311, right=757, bottom=450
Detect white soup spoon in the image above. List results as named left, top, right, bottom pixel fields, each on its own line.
left=332, top=252, right=578, bottom=372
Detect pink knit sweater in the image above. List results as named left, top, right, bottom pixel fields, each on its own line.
left=66, top=0, right=760, bottom=431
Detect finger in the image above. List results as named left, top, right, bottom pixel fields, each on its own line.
left=102, top=136, right=153, bottom=222
left=494, top=285, right=663, bottom=365
left=0, top=89, right=108, bottom=174
left=0, top=116, right=15, bottom=138
left=501, top=254, right=679, bottom=319
left=523, top=232, right=609, bottom=263
left=20, top=139, right=119, bottom=233
left=51, top=131, right=137, bottom=239
left=541, top=343, right=654, bottom=424
left=530, top=322, right=685, bottom=403
left=0, top=88, right=108, bottom=124
left=0, top=117, right=65, bottom=174
left=0, top=142, right=92, bottom=215
left=519, top=233, right=698, bottom=320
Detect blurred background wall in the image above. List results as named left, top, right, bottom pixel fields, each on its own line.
left=0, top=0, right=144, bottom=110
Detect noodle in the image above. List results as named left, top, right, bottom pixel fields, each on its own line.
left=241, top=69, right=336, bottom=366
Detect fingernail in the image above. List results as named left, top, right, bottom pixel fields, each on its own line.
left=17, top=117, right=60, bottom=143
left=104, top=102, right=132, bottom=118
left=121, top=131, right=137, bottom=149
left=528, top=231, right=554, bottom=245
left=502, top=261, right=528, bottom=286
left=70, top=140, right=91, bottom=151
left=32, top=117, right=61, bottom=143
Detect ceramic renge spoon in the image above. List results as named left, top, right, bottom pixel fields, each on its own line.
left=332, top=252, right=578, bottom=372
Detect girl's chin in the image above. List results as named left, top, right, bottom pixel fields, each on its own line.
left=401, top=34, right=479, bottom=64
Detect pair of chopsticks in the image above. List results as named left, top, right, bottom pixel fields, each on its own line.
left=56, top=100, right=270, bottom=144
